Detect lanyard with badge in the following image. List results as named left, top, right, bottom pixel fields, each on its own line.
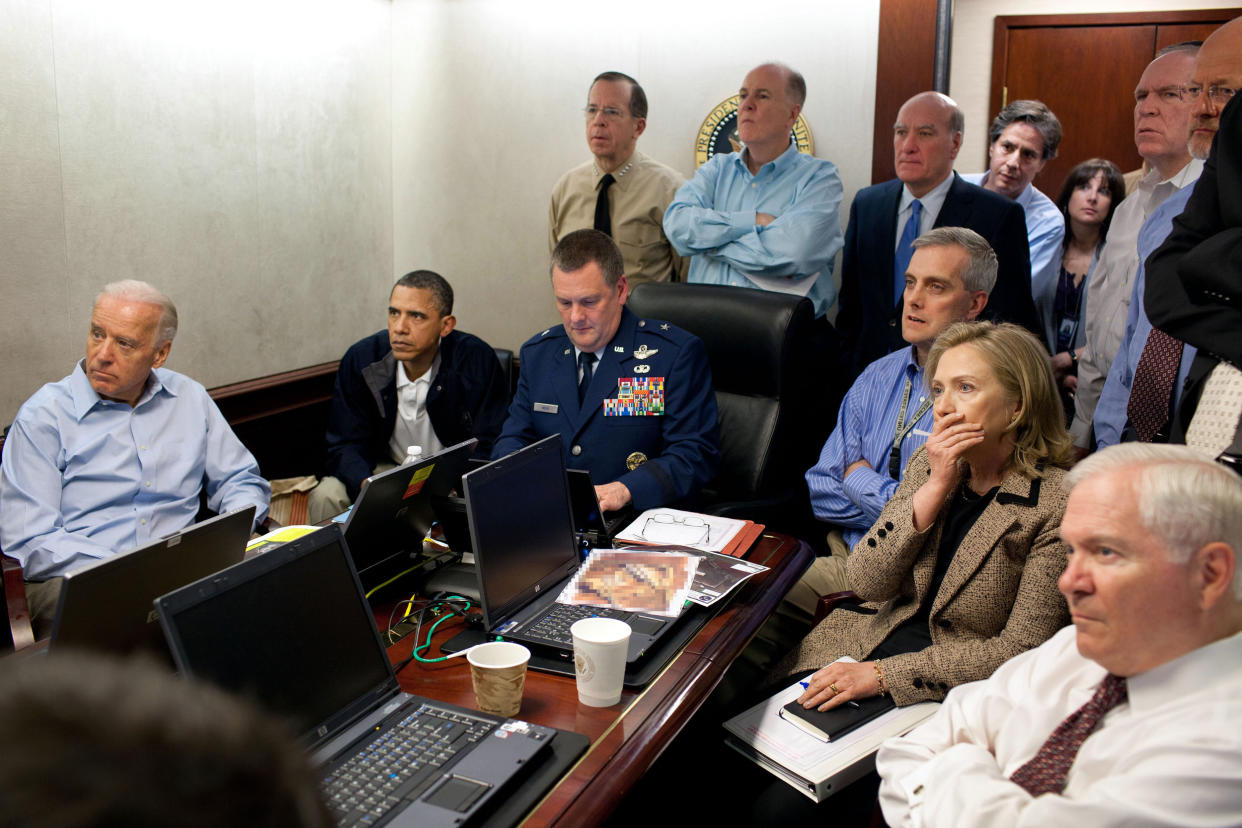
left=889, top=374, right=932, bottom=480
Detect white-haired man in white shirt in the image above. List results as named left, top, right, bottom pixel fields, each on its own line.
left=877, top=442, right=1242, bottom=827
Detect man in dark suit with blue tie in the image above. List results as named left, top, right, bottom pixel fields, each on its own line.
left=493, top=229, right=720, bottom=512
left=837, top=91, right=1040, bottom=382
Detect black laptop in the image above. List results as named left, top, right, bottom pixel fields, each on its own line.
left=341, top=438, right=476, bottom=594
left=451, top=435, right=680, bottom=665
left=154, top=524, right=587, bottom=828
left=49, top=505, right=255, bottom=660
left=565, top=468, right=630, bottom=546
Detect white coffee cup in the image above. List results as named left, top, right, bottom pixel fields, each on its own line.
left=466, top=641, right=530, bottom=717
left=570, top=617, right=632, bottom=707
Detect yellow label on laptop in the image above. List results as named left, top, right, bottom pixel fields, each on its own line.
left=403, top=464, right=434, bottom=499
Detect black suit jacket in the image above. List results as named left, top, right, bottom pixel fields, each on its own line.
left=1146, top=95, right=1242, bottom=367
left=837, top=173, right=1039, bottom=381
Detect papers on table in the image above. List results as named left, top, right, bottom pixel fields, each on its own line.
left=556, top=548, right=700, bottom=616
left=615, top=508, right=758, bottom=555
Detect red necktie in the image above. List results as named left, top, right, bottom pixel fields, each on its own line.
left=1009, top=674, right=1127, bottom=797
left=1128, top=328, right=1184, bottom=442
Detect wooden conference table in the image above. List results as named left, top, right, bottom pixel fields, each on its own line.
left=383, top=532, right=812, bottom=827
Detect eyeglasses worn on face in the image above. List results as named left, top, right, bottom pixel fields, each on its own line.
left=1183, top=84, right=1239, bottom=107
left=584, top=105, right=629, bottom=121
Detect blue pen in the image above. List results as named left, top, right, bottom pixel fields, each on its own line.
left=798, top=680, right=861, bottom=708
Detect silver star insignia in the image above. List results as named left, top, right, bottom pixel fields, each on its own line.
left=660, top=323, right=669, bottom=331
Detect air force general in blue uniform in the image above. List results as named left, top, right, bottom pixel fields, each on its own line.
left=492, top=231, right=719, bottom=512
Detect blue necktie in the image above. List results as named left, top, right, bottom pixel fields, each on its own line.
left=894, top=199, right=923, bottom=305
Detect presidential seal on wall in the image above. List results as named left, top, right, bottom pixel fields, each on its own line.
left=695, top=95, right=814, bottom=168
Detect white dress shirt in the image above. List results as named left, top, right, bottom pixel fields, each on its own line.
left=877, top=625, right=1242, bottom=828
left=388, top=351, right=444, bottom=463
left=1071, top=160, right=1203, bottom=447
left=895, top=173, right=955, bottom=251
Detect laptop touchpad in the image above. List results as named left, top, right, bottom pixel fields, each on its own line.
left=426, top=775, right=491, bottom=812
left=629, top=615, right=667, bottom=636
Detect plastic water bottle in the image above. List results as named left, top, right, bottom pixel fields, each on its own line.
left=403, top=445, right=423, bottom=465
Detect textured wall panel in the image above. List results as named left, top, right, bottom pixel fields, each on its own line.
left=0, top=0, right=392, bottom=424
left=391, top=0, right=881, bottom=348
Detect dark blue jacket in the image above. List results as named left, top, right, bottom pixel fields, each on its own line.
left=325, top=329, right=508, bottom=499
left=836, top=173, right=1041, bottom=382
left=492, top=307, right=720, bottom=511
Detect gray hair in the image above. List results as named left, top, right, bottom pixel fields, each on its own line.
left=1155, top=40, right=1202, bottom=58
left=988, top=99, right=1063, bottom=160
left=96, top=280, right=178, bottom=346
left=592, top=71, right=648, bottom=120
left=912, top=227, right=998, bottom=294
left=752, top=62, right=806, bottom=107
left=1065, top=443, right=1242, bottom=599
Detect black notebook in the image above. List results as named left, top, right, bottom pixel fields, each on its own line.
left=779, top=693, right=897, bottom=742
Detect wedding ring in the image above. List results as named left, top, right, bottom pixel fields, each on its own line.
left=829, top=683, right=840, bottom=695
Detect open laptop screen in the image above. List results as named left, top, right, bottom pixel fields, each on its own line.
left=464, top=435, right=579, bottom=629
left=157, top=526, right=395, bottom=741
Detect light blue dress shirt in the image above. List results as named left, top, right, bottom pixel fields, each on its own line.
left=1094, top=184, right=1200, bottom=448
left=805, top=347, right=932, bottom=549
left=962, top=172, right=1065, bottom=295
left=663, top=142, right=844, bottom=318
left=0, top=363, right=269, bottom=579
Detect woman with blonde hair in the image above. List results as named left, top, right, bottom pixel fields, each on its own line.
left=782, top=321, right=1073, bottom=710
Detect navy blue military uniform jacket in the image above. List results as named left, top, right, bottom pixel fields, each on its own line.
left=325, top=329, right=509, bottom=499
left=836, top=173, right=1041, bottom=382
left=492, top=306, right=720, bottom=511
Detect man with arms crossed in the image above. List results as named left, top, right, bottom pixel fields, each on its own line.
left=309, top=270, right=508, bottom=522
left=493, top=229, right=719, bottom=513
left=663, top=62, right=843, bottom=322
left=550, top=71, right=685, bottom=285
left=795, top=227, right=994, bottom=607
left=0, top=281, right=269, bottom=636
left=877, top=443, right=1242, bottom=826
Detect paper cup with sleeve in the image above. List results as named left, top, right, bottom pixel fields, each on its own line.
left=466, top=641, right=531, bottom=717
left=570, top=617, right=631, bottom=707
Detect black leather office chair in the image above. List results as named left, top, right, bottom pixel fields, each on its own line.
left=493, top=348, right=515, bottom=398
left=627, top=283, right=829, bottom=531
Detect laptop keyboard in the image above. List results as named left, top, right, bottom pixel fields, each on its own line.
left=522, top=603, right=630, bottom=646
left=322, top=703, right=495, bottom=826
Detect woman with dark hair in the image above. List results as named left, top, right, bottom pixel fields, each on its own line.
left=1035, top=159, right=1126, bottom=417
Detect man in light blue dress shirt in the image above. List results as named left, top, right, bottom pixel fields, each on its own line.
left=960, top=100, right=1065, bottom=304
left=0, top=280, right=269, bottom=636
left=791, top=227, right=996, bottom=610
left=1093, top=184, right=1199, bottom=448
left=1093, top=32, right=1241, bottom=447
left=663, top=62, right=844, bottom=320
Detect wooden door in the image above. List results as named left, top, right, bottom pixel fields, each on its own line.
left=990, top=10, right=1240, bottom=200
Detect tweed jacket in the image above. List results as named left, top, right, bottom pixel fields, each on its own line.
left=783, top=447, right=1070, bottom=706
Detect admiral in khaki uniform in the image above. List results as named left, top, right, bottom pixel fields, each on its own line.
left=492, top=230, right=719, bottom=512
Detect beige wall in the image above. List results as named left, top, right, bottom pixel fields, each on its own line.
left=0, top=0, right=393, bottom=424
left=951, top=0, right=1239, bottom=173
left=24, top=1, right=1230, bottom=425
left=390, top=0, right=882, bottom=350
